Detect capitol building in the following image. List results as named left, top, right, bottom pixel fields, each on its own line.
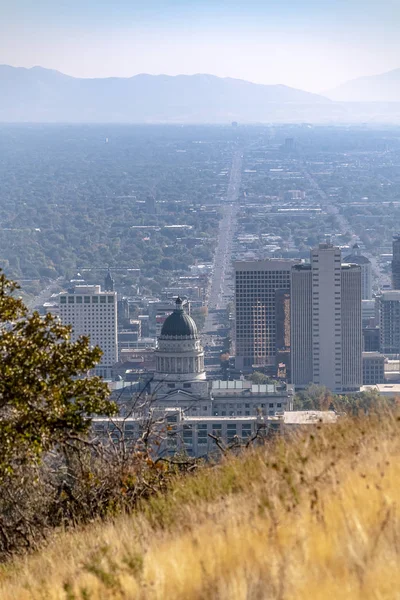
left=93, top=299, right=337, bottom=457
left=149, top=297, right=293, bottom=419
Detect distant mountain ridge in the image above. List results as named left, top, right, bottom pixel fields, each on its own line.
left=0, top=65, right=329, bottom=123
left=326, top=68, right=400, bottom=102
left=2, top=65, right=400, bottom=123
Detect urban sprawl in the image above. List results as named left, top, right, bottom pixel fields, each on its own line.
left=9, top=124, right=400, bottom=457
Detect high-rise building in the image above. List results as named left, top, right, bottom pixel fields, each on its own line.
left=275, top=289, right=291, bottom=380
left=58, top=285, right=118, bottom=378
left=363, top=326, right=380, bottom=352
left=291, top=244, right=362, bottom=392
left=343, top=244, right=372, bottom=300
left=377, top=291, right=400, bottom=355
left=392, top=235, right=400, bottom=290
left=234, top=259, right=299, bottom=371
left=361, top=299, right=376, bottom=327
left=104, top=268, right=115, bottom=292
left=284, top=138, right=295, bottom=151
left=290, top=264, right=313, bottom=386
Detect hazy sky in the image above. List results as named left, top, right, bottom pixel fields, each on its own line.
left=1, top=0, right=399, bottom=92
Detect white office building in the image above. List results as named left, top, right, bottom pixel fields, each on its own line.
left=291, top=244, right=362, bottom=392
left=58, top=285, right=118, bottom=378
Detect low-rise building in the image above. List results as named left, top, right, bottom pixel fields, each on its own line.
left=92, top=409, right=338, bottom=458
left=211, top=379, right=293, bottom=416
left=362, top=352, right=385, bottom=385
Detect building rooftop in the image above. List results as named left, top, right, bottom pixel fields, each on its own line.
left=160, top=297, right=197, bottom=339
left=361, top=384, right=400, bottom=395
left=343, top=253, right=371, bottom=265
left=378, top=291, right=400, bottom=300
left=283, top=411, right=338, bottom=424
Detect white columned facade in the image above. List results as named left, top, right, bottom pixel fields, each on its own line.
left=152, top=297, right=208, bottom=400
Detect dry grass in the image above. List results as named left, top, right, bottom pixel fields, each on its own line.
left=1, top=412, right=400, bottom=599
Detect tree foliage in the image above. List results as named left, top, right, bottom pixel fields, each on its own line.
left=294, top=384, right=398, bottom=415
left=0, top=272, right=116, bottom=477
left=248, top=371, right=275, bottom=385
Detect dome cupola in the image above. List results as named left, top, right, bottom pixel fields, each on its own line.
left=160, top=297, right=198, bottom=339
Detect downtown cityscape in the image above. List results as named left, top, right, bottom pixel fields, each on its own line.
left=2, top=123, right=399, bottom=456
left=3, top=0, right=400, bottom=596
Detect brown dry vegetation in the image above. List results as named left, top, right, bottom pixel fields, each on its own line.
left=1, top=411, right=400, bottom=599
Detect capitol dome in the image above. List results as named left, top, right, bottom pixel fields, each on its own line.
left=160, top=297, right=198, bottom=338
left=153, top=297, right=206, bottom=390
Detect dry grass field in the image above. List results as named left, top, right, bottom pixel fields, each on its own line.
left=1, top=411, right=400, bottom=599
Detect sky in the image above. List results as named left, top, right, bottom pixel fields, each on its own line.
left=1, top=0, right=399, bottom=92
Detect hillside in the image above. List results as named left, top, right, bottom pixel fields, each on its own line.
left=0, top=65, right=329, bottom=123
left=1, top=411, right=400, bottom=599
left=326, top=68, right=400, bottom=102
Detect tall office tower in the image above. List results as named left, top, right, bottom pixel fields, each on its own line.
left=291, top=244, right=362, bottom=392
left=343, top=244, right=372, bottom=300
left=377, top=291, right=400, bottom=355
left=290, top=265, right=313, bottom=386
left=234, top=259, right=299, bottom=371
left=392, top=235, right=400, bottom=290
left=58, top=285, right=118, bottom=378
left=104, top=268, right=115, bottom=292
left=275, top=289, right=291, bottom=380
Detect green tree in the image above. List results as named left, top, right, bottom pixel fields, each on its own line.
left=294, top=384, right=333, bottom=410
left=0, top=272, right=116, bottom=477
left=248, top=371, right=271, bottom=385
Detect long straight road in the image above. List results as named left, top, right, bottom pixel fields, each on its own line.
left=202, top=150, right=242, bottom=340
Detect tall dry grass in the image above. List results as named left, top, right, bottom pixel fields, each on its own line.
left=1, top=411, right=400, bottom=599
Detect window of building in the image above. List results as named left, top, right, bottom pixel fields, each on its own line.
left=68, top=296, right=74, bottom=304
left=100, top=296, right=106, bottom=304
left=60, top=296, right=66, bottom=304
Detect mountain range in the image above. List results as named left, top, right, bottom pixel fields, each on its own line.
left=326, top=68, right=400, bottom=102
left=1, top=65, right=400, bottom=123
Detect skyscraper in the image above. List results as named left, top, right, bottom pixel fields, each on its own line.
left=234, top=259, right=300, bottom=371
left=343, top=244, right=372, bottom=300
left=291, top=244, right=362, bottom=392
left=377, top=290, right=400, bottom=355
left=58, top=285, right=118, bottom=378
left=104, top=268, right=115, bottom=292
left=392, top=236, right=400, bottom=290
left=275, top=289, right=291, bottom=380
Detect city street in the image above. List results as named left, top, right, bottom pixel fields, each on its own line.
left=202, top=150, right=242, bottom=371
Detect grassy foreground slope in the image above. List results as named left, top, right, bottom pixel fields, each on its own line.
left=2, top=412, right=400, bottom=600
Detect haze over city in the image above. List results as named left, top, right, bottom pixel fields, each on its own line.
left=2, top=0, right=400, bottom=92
left=2, top=1, right=400, bottom=597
